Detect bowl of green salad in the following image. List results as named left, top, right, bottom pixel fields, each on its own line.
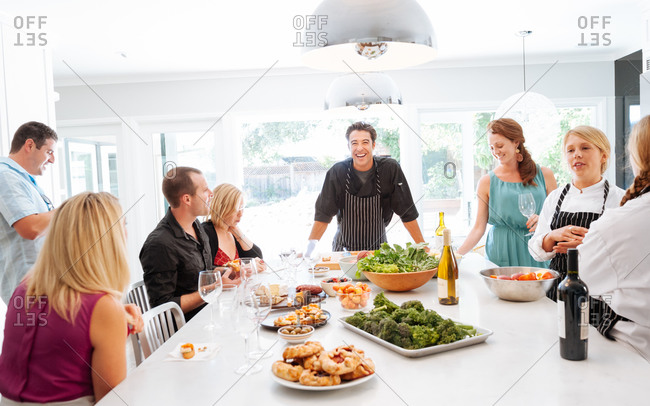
left=357, top=243, right=439, bottom=292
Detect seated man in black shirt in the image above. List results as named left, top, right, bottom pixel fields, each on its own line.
left=140, top=166, right=216, bottom=321
left=307, top=122, right=427, bottom=252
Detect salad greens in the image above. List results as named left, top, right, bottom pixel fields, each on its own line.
left=356, top=242, right=439, bottom=277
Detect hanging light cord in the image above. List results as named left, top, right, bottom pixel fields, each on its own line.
left=517, top=30, right=532, bottom=92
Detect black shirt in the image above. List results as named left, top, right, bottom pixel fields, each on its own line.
left=139, top=209, right=213, bottom=321
left=314, top=156, right=419, bottom=226
left=201, top=221, right=264, bottom=262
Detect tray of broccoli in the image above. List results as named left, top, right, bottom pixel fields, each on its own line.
left=339, top=292, right=493, bottom=358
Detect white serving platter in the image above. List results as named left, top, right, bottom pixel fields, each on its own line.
left=339, top=318, right=493, bottom=358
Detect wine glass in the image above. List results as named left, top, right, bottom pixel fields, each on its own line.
left=240, top=257, right=258, bottom=284
left=246, top=282, right=273, bottom=359
left=198, top=270, right=223, bottom=330
left=287, top=249, right=303, bottom=281
left=218, top=284, right=238, bottom=317
left=279, top=249, right=292, bottom=270
left=518, top=193, right=537, bottom=236
left=305, top=250, right=320, bottom=284
left=231, top=291, right=260, bottom=374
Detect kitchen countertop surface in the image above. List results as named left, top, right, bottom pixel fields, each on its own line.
left=98, top=254, right=650, bottom=405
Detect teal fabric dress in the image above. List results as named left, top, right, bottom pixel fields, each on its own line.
left=486, top=164, right=550, bottom=268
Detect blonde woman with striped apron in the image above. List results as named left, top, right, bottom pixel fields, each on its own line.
left=528, top=126, right=624, bottom=301
left=307, top=122, right=425, bottom=254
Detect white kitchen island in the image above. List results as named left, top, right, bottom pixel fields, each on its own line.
left=98, top=254, right=650, bottom=405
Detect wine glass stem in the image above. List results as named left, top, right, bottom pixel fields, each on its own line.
left=244, top=334, right=250, bottom=363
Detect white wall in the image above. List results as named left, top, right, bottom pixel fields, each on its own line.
left=53, top=61, right=616, bottom=278
left=0, top=13, right=59, bottom=201
left=55, top=62, right=614, bottom=120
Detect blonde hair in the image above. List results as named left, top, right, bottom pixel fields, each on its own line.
left=206, top=183, right=243, bottom=229
left=563, top=125, right=611, bottom=174
left=26, top=192, right=130, bottom=323
left=621, top=115, right=650, bottom=206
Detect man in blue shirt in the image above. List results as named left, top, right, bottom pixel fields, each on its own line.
left=0, top=122, right=57, bottom=303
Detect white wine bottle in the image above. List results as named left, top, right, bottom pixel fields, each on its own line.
left=558, top=248, right=589, bottom=360
left=438, top=228, right=458, bottom=305
left=433, top=212, right=446, bottom=252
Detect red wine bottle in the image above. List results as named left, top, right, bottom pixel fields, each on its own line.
left=557, top=248, right=589, bottom=360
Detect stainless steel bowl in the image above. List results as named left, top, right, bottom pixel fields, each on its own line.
left=479, top=267, right=560, bottom=302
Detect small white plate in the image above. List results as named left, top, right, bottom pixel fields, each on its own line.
left=272, top=372, right=375, bottom=391
left=165, top=343, right=220, bottom=361
left=309, top=267, right=330, bottom=277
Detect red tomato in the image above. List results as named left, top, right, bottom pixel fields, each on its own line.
left=496, top=275, right=512, bottom=280
left=518, top=272, right=537, bottom=281
left=357, top=251, right=372, bottom=260
left=490, top=275, right=497, bottom=279
left=511, top=273, right=524, bottom=280
left=541, top=271, right=554, bottom=280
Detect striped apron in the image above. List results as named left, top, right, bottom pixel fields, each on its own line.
left=332, top=160, right=386, bottom=251
left=546, top=180, right=609, bottom=301
left=589, top=296, right=631, bottom=339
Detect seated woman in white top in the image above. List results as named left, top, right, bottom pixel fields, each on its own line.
left=579, top=115, right=650, bottom=361
left=528, top=126, right=625, bottom=300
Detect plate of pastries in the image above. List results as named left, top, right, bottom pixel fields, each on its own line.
left=271, top=341, right=375, bottom=390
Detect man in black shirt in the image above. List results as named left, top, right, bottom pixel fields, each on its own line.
left=140, top=166, right=216, bottom=321
left=307, top=122, right=427, bottom=252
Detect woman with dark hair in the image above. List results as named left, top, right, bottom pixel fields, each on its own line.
left=457, top=118, right=557, bottom=266
left=578, top=115, right=650, bottom=360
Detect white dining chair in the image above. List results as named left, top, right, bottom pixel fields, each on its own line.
left=138, top=302, right=186, bottom=358
left=125, top=281, right=151, bottom=366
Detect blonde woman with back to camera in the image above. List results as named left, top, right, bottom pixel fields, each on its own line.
left=0, top=192, right=140, bottom=405
left=578, top=115, right=650, bottom=361
left=528, top=126, right=625, bottom=301
left=457, top=118, right=557, bottom=266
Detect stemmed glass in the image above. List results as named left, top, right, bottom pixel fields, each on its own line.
left=240, top=257, right=258, bottom=284
left=232, top=285, right=272, bottom=374
left=287, top=249, right=303, bottom=282
left=305, top=250, right=320, bottom=284
left=246, top=282, right=273, bottom=359
left=198, top=270, right=223, bottom=330
left=279, top=249, right=292, bottom=270
left=232, top=291, right=259, bottom=374
left=518, top=192, right=537, bottom=236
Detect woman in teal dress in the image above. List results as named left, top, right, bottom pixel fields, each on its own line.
left=458, top=118, right=557, bottom=267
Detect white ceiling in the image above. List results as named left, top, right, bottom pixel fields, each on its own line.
left=0, top=0, right=646, bottom=84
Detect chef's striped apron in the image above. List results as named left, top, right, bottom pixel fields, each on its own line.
left=589, top=296, right=631, bottom=339
left=546, top=180, right=609, bottom=301
left=332, top=160, right=386, bottom=251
